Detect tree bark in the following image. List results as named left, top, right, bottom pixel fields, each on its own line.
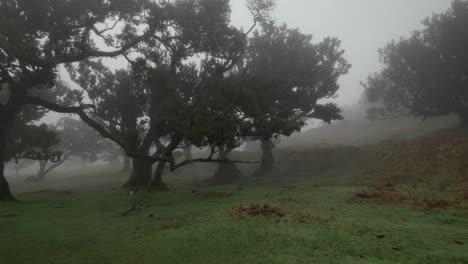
left=150, top=136, right=183, bottom=190
left=122, top=156, right=131, bottom=172
left=26, top=152, right=72, bottom=182
left=254, top=137, right=274, bottom=177
left=0, top=102, right=19, bottom=201
left=124, top=158, right=153, bottom=188
left=211, top=147, right=242, bottom=185
left=183, top=140, right=192, bottom=161
left=35, top=160, right=47, bottom=182
left=0, top=157, right=15, bottom=201
left=151, top=161, right=169, bottom=191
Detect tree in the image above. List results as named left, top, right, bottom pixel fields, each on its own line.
left=27, top=116, right=115, bottom=182
left=7, top=159, right=34, bottom=178
left=22, top=124, right=62, bottom=182
left=0, top=0, right=162, bottom=200
left=363, top=0, right=468, bottom=126
left=65, top=0, right=273, bottom=190
left=7, top=122, right=62, bottom=182
left=232, top=22, right=350, bottom=176
left=4, top=100, right=64, bottom=182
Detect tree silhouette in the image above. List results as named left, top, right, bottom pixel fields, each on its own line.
left=363, top=0, right=468, bottom=126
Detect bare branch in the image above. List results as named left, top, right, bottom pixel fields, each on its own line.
left=23, top=96, right=127, bottom=150
left=57, top=28, right=156, bottom=63
left=92, top=17, right=122, bottom=36
left=170, top=158, right=260, bottom=172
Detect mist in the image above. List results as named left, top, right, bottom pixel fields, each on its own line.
left=1, top=0, right=467, bottom=263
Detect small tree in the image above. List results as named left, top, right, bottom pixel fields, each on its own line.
left=8, top=123, right=62, bottom=182
left=363, top=0, right=468, bottom=125
left=26, top=117, right=116, bottom=181
left=234, top=22, right=350, bottom=176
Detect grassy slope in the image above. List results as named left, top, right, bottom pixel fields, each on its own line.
left=1, top=151, right=467, bottom=264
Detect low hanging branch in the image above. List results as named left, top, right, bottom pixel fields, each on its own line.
left=23, top=96, right=127, bottom=149
left=23, top=97, right=261, bottom=170
left=169, top=158, right=261, bottom=172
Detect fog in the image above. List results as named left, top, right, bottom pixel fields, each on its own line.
left=2, top=1, right=468, bottom=262
left=231, top=0, right=453, bottom=106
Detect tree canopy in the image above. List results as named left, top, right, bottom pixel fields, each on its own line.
left=363, top=0, right=468, bottom=125
left=225, top=22, right=350, bottom=175
left=0, top=0, right=160, bottom=200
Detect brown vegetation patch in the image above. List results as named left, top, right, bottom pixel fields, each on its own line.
left=229, top=204, right=319, bottom=224
left=355, top=185, right=456, bottom=210
left=231, top=204, right=285, bottom=218
left=355, top=184, right=406, bottom=204
left=424, top=199, right=451, bottom=209
left=460, top=191, right=468, bottom=200
left=359, top=136, right=468, bottom=184
left=291, top=212, right=313, bottom=223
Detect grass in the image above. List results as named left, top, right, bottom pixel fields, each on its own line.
left=1, top=146, right=468, bottom=264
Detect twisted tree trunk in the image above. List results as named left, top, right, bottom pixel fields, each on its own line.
left=254, top=138, right=274, bottom=177
left=35, top=160, right=47, bottom=182
left=183, top=140, right=192, bottom=161
left=124, top=158, right=153, bottom=188
left=211, top=147, right=242, bottom=185
left=0, top=156, right=14, bottom=201
left=122, top=156, right=131, bottom=172
left=0, top=98, right=19, bottom=201
left=150, top=137, right=183, bottom=191
left=152, top=160, right=169, bottom=191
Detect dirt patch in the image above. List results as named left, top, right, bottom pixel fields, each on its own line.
left=229, top=204, right=318, bottom=224
left=354, top=185, right=455, bottom=210
left=230, top=204, right=285, bottom=218
left=291, top=212, right=314, bottom=223
left=424, top=199, right=452, bottom=209
left=355, top=184, right=406, bottom=204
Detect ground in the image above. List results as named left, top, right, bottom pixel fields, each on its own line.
left=1, top=139, right=468, bottom=264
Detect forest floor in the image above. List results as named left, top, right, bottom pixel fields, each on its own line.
left=1, top=134, right=468, bottom=264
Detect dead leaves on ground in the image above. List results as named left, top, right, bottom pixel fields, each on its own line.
left=229, top=203, right=317, bottom=224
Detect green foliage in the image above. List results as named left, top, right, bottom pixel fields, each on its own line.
left=363, top=0, right=468, bottom=124
left=237, top=22, right=351, bottom=139
left=0, top=0, right=148, bottom=89
left=55, top=116, right=116, bottom=162
left=7, top=123, right=61, bottom=163
left=5, top=103, right=60, bottom=163
left=65, top=0, right=275, bottom=166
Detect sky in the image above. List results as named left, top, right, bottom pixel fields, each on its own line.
left=49, top=0, right=453, bottom=124
left=229, top=0, right=453, bottom=106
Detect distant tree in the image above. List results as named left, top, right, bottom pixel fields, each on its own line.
left=8, top=159, right=34, bottom=178
left=4, top=102, right=63, bottom=182
left=363, top=0, right=468, bottom=126
left=23, top=124, right=62, bottom=182
left=232, top=22, right=350, bottom=176
left=0, top=0, right=156, bottom=200
left=8, top=123, right=62, bottom=182
left=25, top=116, right=116, bottom=182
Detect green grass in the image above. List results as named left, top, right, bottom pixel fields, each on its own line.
left=1, top=154, right=468, bottom=264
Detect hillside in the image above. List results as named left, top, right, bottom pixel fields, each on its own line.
left=2, top=125, right=468, bottom=264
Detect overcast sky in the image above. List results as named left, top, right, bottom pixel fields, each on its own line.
left=230, top=0, right=453, bottom=106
